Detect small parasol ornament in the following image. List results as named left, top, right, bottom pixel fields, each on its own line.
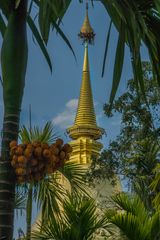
left=78, top=2, right=95, bottom=44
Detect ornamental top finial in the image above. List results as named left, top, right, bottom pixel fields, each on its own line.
left=78, top=1, right=95, bottom=44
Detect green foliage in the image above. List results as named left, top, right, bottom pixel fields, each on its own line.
left=106, top=192, right=160, bottom=240
left=32, top=193, right=107, bottom=240
left=101, top=0, right=160, bottom=106
left=19, top=121, right=57, bottom=144
left=17, top=122, right=89, bottom=238
left=150, top=163, right=160, bottom=209
left=90, top=62, right=160, bottom=210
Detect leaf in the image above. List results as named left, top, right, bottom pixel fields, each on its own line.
left=0, top=14, right=6, bottom=37
left=15, top=0, right=21, bottom=9
left=53, top=20, right=76, bottom=61
left=109, top=20, right=125, bottom=110
left=101, top=20, right=112, bottom=77
left=38, top=0, right=51, bottom=44
left=27, top=15, right=52, bottom=72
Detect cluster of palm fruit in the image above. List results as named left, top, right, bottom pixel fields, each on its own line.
left=9, top=139, right=72, bottom=184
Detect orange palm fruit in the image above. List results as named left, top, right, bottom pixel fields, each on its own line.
left=50, top=143, right=56, bottom=148
left=62, top=144, right=72, bottom=153
left=15, top=168, right=26, bottom=175
left=34, top=147, right=42, bottom=158
left=26, top=144, right=33, bottom=152
left=55, top=156, right=60, bottom=163
left=9, top=140, right=17, bottom=148
left=12, top=155, right=18, bottom=162
left=16, top=146, right=24, bottom=155
left=52, top=147, right=59, bottom=156
left=41, top=143, right=49, bottom=149
left=43, top=149, right=51, bottom=158
left=17, top=156, right=27, bottom=164
left=59, top=151, right=66, bottom=160
left=51, top=155, right=57, bottom=162
left=24, top=148, right=32, bottom=158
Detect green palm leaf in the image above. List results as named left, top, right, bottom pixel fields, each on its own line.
left=27, top=15, right=53, bottom=72
left=32, top=193, right=106, bottom=240
left=58, top=161, right=90, bottom=196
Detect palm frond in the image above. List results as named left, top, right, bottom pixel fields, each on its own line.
left=101, top=0, right=160, bottom=104
left=19, top=121, right=57, bottom=144
left=58, top=161, right=90, bottom=196
left=14, top=192, right=26, bottom=217
left=32, top=193, right=106, bottom=240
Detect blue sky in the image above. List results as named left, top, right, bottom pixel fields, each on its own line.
left=0, top=1, right=149, bottom=238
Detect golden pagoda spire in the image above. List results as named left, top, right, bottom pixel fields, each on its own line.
left=74, top=42, right=96, bottom=127
left=67, top=4, right=104, bottom=141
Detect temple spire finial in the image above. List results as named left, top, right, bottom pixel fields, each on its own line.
left=78, top=0, right=95, bottom=44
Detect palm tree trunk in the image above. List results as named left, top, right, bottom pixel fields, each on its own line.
left=26, top=184, right=33, bottom=240
left=0, top=1, right=28, bottom=239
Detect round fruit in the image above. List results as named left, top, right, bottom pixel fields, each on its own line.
left=16, top=147, right=23, bottom=156
left=43, top=149, right=51, bottom=158
left=62, top=144, right=72, bottom=153
left=41, top=143, right=49, bottom=149
left=24, top=148, right=32, bottom=158
left=17, top=156, right=27, bottom=164
left=27, top=144, right=33, bottom=149
left=51, top=147, right=59, bottom=156
left=59, top=151, right=66, bottom=160
left=51, top=155, right=57, bottom=162
left=9, top=140, right=17, bottom=149
left=15, top=168, right=26, bottom=175
left=34, top=147, right=42, bottom=158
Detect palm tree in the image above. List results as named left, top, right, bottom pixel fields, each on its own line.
left=17, top=121, right=89, bottom=239
left=0, top=1, right=73, bottom=239
left=0, top=1, right=160, bottom=239
left=32, top=193, right=107, bottom=240
left=106, top=192, right=160, bottom=240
